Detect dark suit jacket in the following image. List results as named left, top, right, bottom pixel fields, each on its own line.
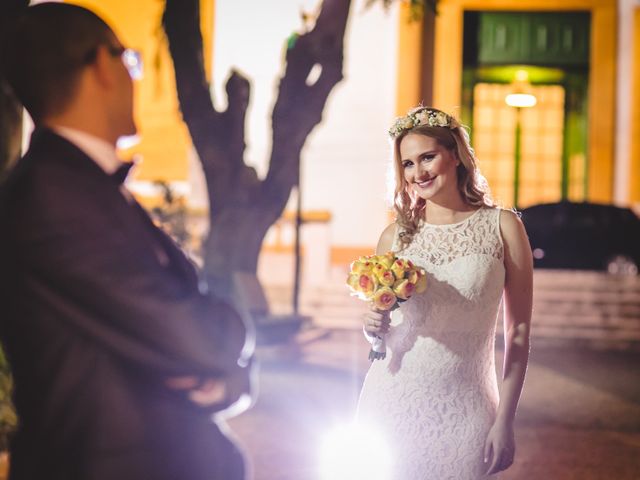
left=0, top=129, right=251, bottom=480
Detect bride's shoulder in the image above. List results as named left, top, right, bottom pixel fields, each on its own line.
left=376, top=223, right=398, bottom=255
left=496, top=207, right=522, bottom=227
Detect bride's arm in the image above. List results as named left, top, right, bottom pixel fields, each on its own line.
left=375, top=223, right=397, bottom=255
left=485, top=209, right=533, bottom=474
left=361, top=223, right=398, bottom=340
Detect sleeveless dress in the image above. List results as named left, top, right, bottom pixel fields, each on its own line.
left=357, top=207, right=505, bottom=480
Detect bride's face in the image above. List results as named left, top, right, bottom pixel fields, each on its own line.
left=399, top=133, right=459, bottom=202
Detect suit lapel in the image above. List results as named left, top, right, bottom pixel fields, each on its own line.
left=28, top=129, right=199, bottom=288
left=128, top=199, right=200, bottom=287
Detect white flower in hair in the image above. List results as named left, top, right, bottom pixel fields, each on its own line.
left=414, top=110, right=430, bottom=124
left=433, top=111, right=449, bottom=127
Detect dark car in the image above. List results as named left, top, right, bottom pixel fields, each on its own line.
left=519, top=201, right=640, bottom=272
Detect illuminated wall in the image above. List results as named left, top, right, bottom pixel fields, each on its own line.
left=212, top=0, right=398, bottom=253
left=64, top=0, right=213, bottom=184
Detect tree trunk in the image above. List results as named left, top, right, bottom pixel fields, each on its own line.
left=0, top=0, right=29, bottom=180
left=0, top=85, right=22, bottom=180
left=162, top=0, right=351, bottom=299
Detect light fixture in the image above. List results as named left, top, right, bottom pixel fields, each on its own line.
left=505, top=93, right=537, bottom=108
left=505, top=69, right=537, bottom=108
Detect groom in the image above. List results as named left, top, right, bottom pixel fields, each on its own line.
left=0, top=3, right=253, bottom=480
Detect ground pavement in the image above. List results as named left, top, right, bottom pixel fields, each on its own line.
left=228, top=327, right=640, bottom=480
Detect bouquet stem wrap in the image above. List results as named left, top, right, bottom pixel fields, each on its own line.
left=369, top=334, right=387, bottom=361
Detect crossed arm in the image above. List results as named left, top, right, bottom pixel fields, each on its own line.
left=14, top=189, right=251, bottom=408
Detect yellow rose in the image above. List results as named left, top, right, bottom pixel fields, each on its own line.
left=407, top=269, right=419, bottom=284
left=391, top=258, right=409, bottom=279
left=356, top=272, right=378, bottom=298
left=346, top=273, right=360, bottom=290
left=377, top=252, right=395, bottom=269
left=372, top=287, right=397, bottom=311
left=372, top=262, right=385, bottom=275
left=350, top=259, right=374, bottom=274
left=414, top=270, right=427, bottom=293
left=393, top=279, right=416, bottom=300
left=375, top=268, right=395, bottom=287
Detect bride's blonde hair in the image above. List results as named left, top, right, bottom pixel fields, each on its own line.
left=390, top=107, right=494, bottom=248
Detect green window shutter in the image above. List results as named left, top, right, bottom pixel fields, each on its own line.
left=478, top=12, right=589, bottom=66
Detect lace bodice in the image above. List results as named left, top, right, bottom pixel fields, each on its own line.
left=395, top=207, right=503, bottom=266
left=357, top=207, right=506, bottom=480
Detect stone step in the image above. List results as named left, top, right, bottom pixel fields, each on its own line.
left=266, top=294, right=640, bottom=320
left=532, top=312, right=640, bottom=329
left=533, top=272, right=640, bottom=292
left=533, top=302, right=640, bottom=316
left=531, top=324, right=640, bottom=342
left=533, top=290, right=640, bottom=305
left=263, top=271, right=640, bottom=349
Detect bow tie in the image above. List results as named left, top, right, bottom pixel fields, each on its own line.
left=111, top=162, right=134, bottom=185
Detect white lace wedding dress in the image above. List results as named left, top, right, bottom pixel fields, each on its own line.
left=357, top=207, right=505, bottom=480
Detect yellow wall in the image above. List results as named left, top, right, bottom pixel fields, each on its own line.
left=630, top=8, right=640, bottom=204
left=396, top=3, right=424, bottom=116
left=426, top=0, right=617, bottom=203
left=65, top=0, right=214, bottom=182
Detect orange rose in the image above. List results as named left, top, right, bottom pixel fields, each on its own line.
left=372, top=287, right=397, bottom=310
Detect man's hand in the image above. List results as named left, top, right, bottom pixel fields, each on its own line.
left=165, top=376, right=226, bottom=406
left=165, top=359, right=256, bottom=414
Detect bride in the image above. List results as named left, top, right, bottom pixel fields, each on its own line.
left=357, top=106, right=533, bottom=479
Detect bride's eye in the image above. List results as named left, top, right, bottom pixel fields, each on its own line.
left=402, top=160, right=414, bottom=168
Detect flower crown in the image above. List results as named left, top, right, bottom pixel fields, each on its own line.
left=388, top=108, right=454, bottom=138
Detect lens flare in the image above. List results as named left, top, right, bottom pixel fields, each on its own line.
left=318, top=423, right=392, bottom=480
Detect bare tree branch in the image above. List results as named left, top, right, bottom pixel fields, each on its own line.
left=262, top=0, right=351, bottom=218
left=161, top=0, right=352, bottom=286
left=163, top=0, right=257, bottom=214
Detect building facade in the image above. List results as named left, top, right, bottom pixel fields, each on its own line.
left=66, top=0, right=640, bottom=263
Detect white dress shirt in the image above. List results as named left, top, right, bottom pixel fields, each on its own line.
left=53, top=126, right=134, bottom=202
left=51, top=126, right=169, bottom=266
left=53, top=126, right=122, bottom=176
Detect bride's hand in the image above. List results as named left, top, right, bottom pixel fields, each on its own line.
left=362, top=308, right=391, bottom=336
left=484, top=419, right=515, bottom=475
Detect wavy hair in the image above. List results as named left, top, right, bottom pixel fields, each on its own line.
left=390, top=107, right=494, bottom=248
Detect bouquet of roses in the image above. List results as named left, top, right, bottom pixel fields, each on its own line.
left=347, top=252, right=427, bottom=361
